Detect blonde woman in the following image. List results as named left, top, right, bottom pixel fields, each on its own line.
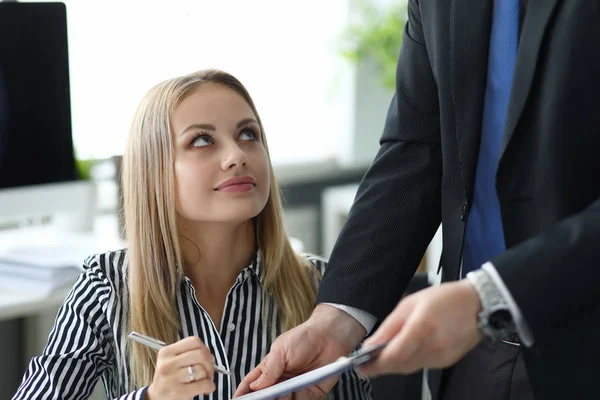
left=12, top=70, right=371, bottom=400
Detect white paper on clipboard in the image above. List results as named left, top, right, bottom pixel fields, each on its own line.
left=235, top=357, right=353, bottom=400
left=235, top=342, right=387, bottom=400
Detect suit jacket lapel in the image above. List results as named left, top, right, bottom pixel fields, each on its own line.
left=500, top=0, right=560, bottom=161
left=450, top=0, right=492, bottom=201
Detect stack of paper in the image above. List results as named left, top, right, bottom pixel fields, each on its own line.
left=0, top=245, right=87, bottom=296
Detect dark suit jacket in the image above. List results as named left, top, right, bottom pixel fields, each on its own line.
left=316, top=1, right=600, bottom=398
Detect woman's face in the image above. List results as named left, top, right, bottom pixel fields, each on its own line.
left=172, top=83, right=270, bottom=225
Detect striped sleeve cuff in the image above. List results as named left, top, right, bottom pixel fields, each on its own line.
left=115, top=386, right=149, bottom=400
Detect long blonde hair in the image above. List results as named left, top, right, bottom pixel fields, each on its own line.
left=122, top=69, right=317, bottom=388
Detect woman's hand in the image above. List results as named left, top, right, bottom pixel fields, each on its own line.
left=146, top=336, right=216, bottom=400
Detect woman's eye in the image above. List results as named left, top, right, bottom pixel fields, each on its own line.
left=191, top=134, right=214, bottom=147
left=239, top=128, right=256, bottom=141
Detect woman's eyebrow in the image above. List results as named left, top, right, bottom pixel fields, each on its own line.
left=236, top=118, right=258, bottom=127
left=180, top=123, right=215, bottom=137
left=180, top=118, right=258, bottom=137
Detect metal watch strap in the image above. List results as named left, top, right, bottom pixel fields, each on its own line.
left=466, top=268, right=513, bottom=340
left=466, top=269, right=505, bottom=310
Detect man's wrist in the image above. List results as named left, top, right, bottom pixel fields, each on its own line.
left=310, top=304, right=367, bottom=352
left=321, top=302, right=377, bottom=334
left=482, top=262, right=535, bottom=346
left=466, top=268, right=516, bottom=340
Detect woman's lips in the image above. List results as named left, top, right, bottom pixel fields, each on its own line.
left=217, top=183, right=254, bottom=192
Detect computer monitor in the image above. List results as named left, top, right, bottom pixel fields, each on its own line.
left=0, top=2, right=92, bottom=226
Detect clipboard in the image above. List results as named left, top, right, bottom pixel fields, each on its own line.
left=235, top=342, right=387, bottom=400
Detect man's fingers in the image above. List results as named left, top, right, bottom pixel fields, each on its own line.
left=233, top=366, right=263, bottom=397
left=382, top=320, right=423, bottom=372
left=358, top=313, right=424, bottom=376
left=235, top=354, right=284, bottom=396
left=250, top=352, right=286, bottom=390
left=363, top=296, right=414, bottom=347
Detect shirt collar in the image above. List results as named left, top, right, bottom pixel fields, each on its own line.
left=182, top=250, right=263, bottom=287
left=238, top=250, right=262, bottom=285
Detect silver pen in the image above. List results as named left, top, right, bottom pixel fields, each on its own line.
left=128, top=331, right=231, bottom=375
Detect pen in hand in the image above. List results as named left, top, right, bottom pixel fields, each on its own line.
left=128, top=331, right=231, bottom=375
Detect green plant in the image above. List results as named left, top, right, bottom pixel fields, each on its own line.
left=76, top=158, right=95, bottom=181
left=340, top=0, right=408, bottom=91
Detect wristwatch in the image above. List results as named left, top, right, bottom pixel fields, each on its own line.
left=466, top=269, right=516, bottom=341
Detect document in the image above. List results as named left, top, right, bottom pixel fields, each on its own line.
left=235, top=342, right=387, bottom=400
left=235, top=357, right=353, bottom=400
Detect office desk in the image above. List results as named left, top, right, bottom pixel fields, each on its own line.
left=0, top=287, right=71, bottom=322
left=0, top=213, right=124, bottom=399
left=0, top=214, right=125, bottom=318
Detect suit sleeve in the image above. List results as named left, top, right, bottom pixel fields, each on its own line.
left=491, top=197, right=600, bottom=344
left=316, top=0, right=443, bottom=321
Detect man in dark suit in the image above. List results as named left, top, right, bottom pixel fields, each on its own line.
left=235, top=1, right=600, bottom=399
left=0, top=69, right=6, bottom=164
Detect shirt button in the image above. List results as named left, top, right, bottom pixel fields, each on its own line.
left=227, top=323, right=235, bottom=332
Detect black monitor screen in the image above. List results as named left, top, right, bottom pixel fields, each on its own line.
left=0, top=2, right=78, bottom=189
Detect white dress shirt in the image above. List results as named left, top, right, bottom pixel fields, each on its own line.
left=13, top=250, right=372, bottom=400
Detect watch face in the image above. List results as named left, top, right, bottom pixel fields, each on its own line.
left=489, top=309, right=513, bottom=330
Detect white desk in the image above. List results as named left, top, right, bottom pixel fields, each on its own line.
left=0, top=287, right=71, bottom=322
left=0, top=213, right=124, bottom=399
left=0, top=213, right=125, bottom=321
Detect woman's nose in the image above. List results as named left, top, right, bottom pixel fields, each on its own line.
left=221, top=143, right=248, bottom=170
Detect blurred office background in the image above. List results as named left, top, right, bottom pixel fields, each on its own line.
left=0, top=0, right=441, bottom=398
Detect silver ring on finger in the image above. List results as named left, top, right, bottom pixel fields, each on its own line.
left=187, top=365, right=197, bottom=383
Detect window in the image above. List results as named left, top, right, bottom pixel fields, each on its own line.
left=27, top=0, right=355, bottom=166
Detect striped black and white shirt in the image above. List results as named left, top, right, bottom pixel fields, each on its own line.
left=13, top=249, right=372, bottom=400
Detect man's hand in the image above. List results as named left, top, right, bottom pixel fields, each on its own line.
left=233, top=304, right=366, bottom=399
left=358, top=279, right=484, bottom=377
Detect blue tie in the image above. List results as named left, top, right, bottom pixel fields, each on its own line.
left=462, top=0, right=519, bottom=277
